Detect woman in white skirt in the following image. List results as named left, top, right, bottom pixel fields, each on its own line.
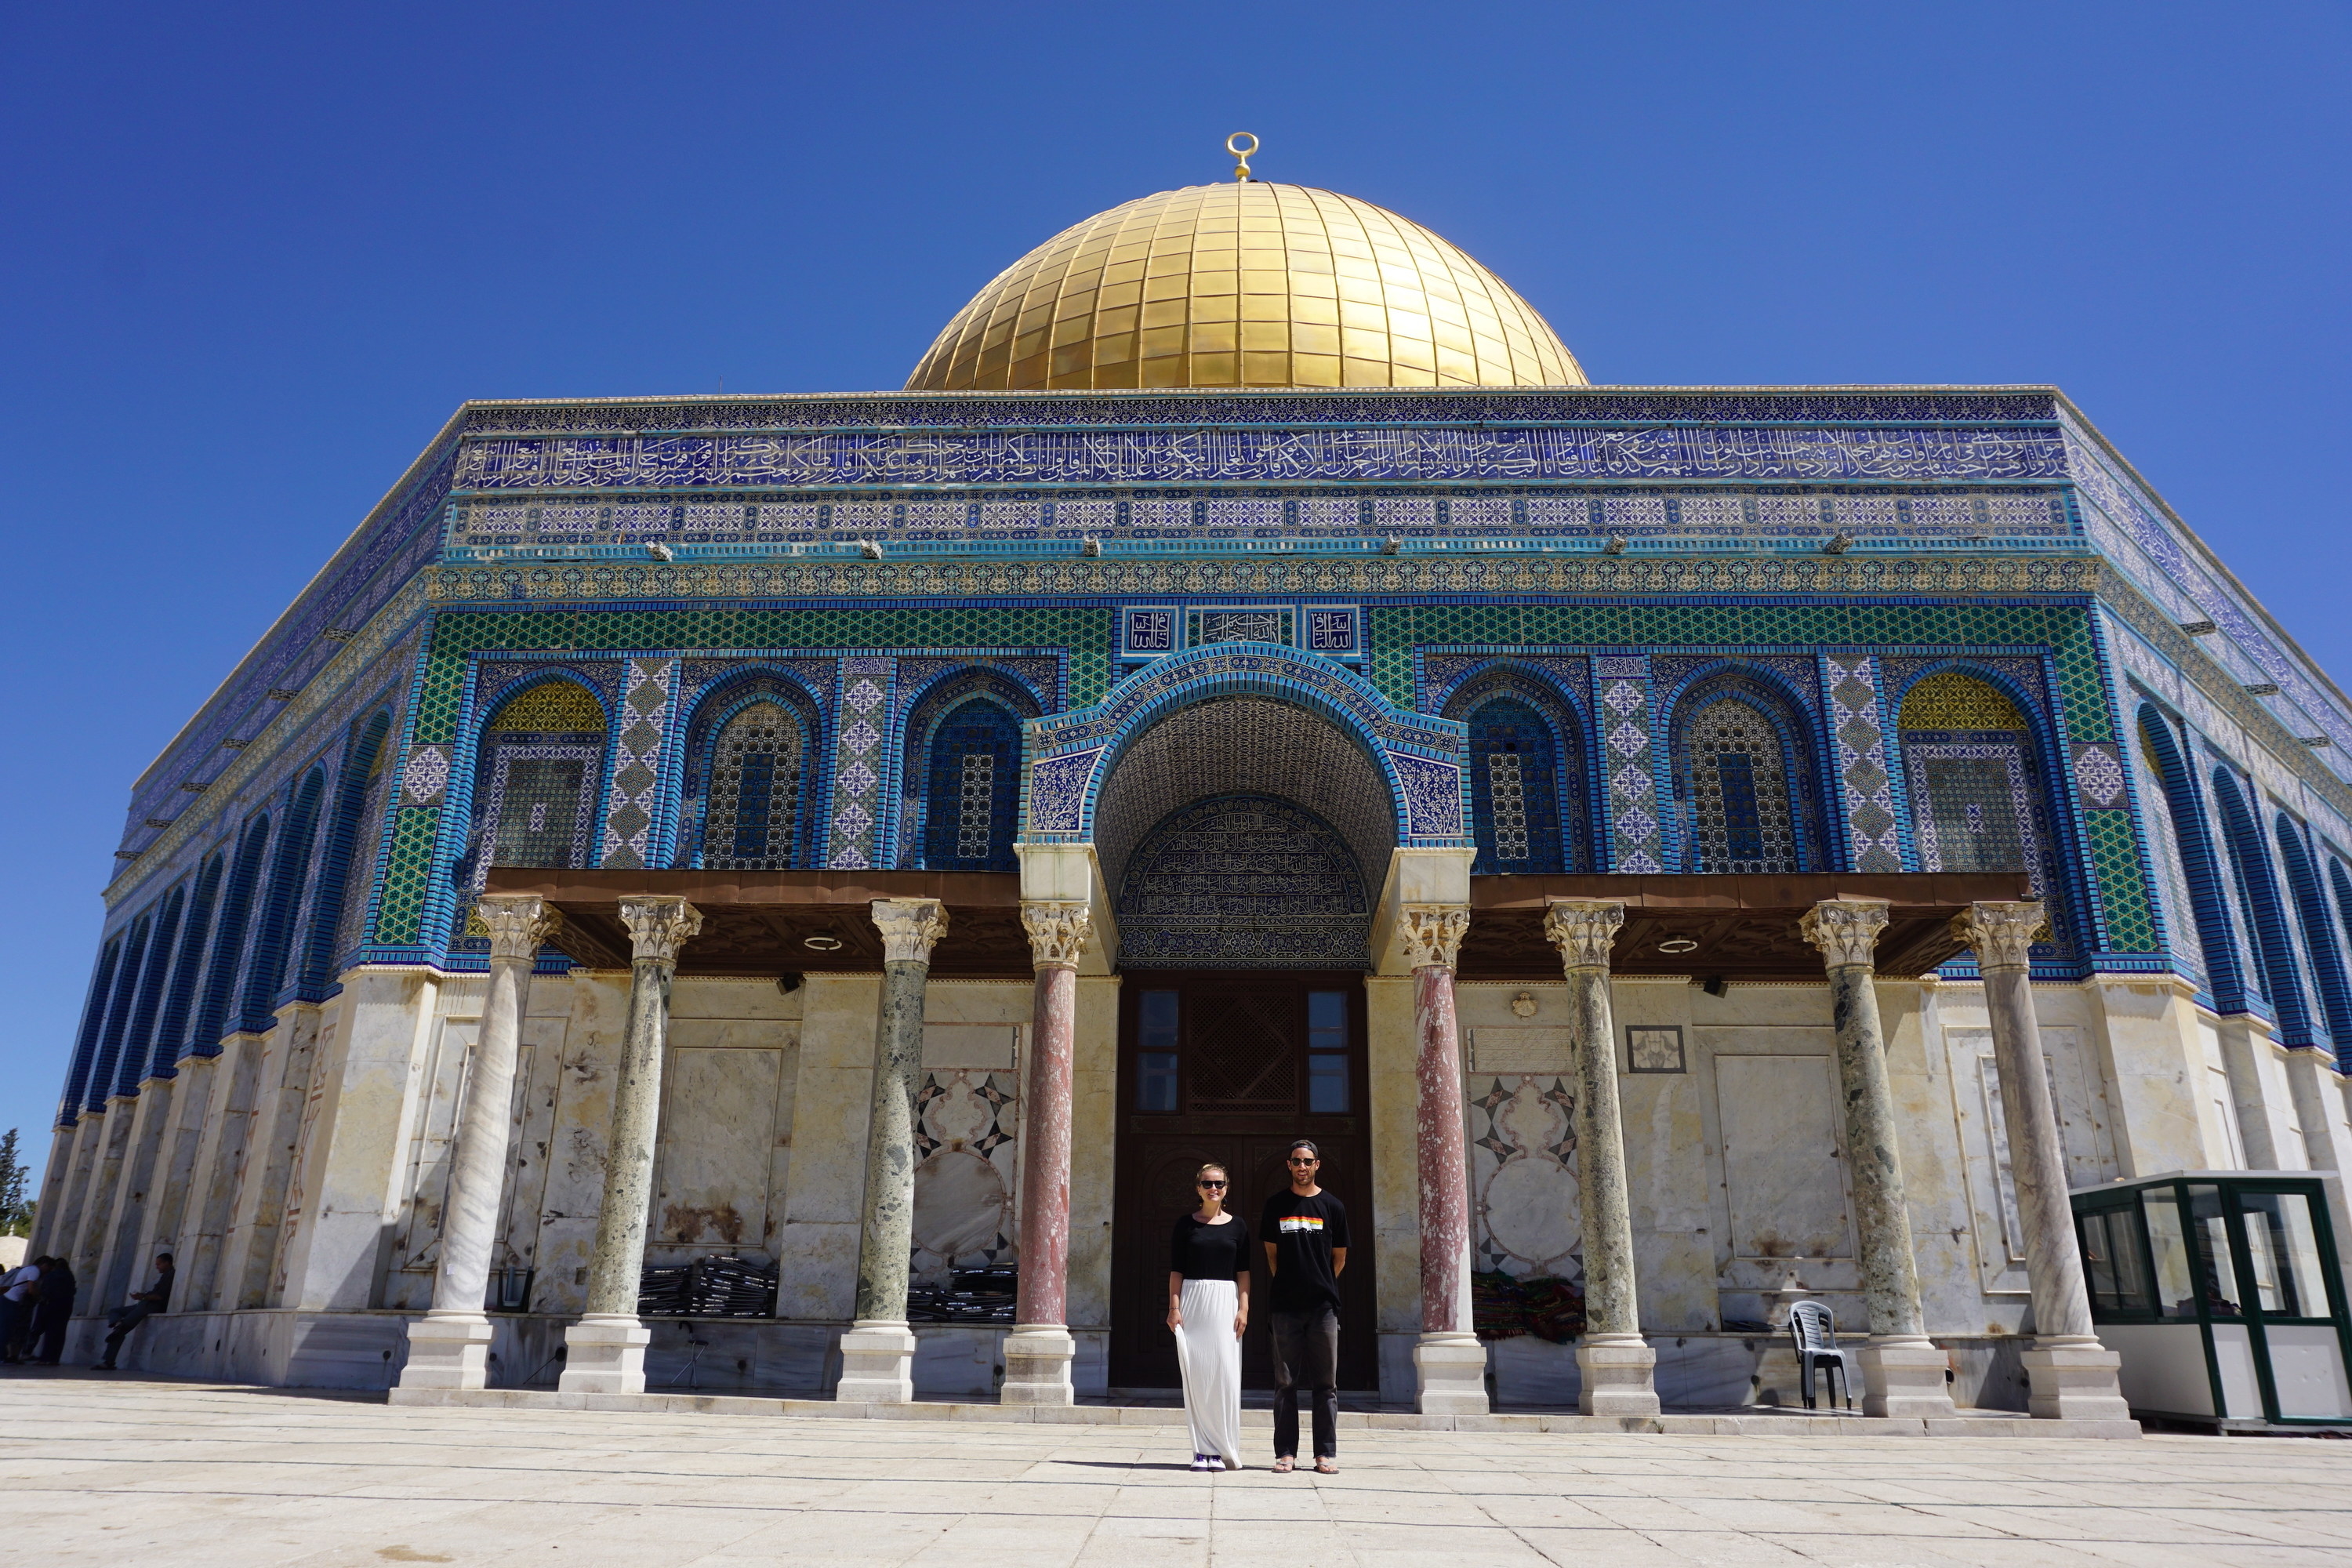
left=1167, top=1163, right=1251, bottom=1472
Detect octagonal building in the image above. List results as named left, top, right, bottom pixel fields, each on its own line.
left=34, top=165, right=2352, bottom=1426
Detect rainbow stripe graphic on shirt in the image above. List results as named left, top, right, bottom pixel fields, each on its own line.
left=1278, top=1217, right=1325, bottom=1233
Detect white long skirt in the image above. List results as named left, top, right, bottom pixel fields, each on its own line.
left=1175, top=1277, right=1243, bottom=1466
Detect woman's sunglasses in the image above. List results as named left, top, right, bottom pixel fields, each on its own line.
left=1197, top=1180, right=1228, bottom=1189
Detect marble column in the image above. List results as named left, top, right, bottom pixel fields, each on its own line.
left=1003, top=900, right=1087, bottom=1406
left=1543, top=899, right=1661, bottom=1416
left=1798, top=898, right=1955, bottom=1417
left=837, top=898, right=949, bottom=1403
left=399, top=894, right=559, bottom=1389
left=560, top=895, right=701, bottom=1396
left=1958, top=901, right=2132, bottom=1422
left=1402, top=904, right=1486, bottom=1414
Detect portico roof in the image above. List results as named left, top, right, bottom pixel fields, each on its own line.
left=488, top=866, right=2032, bottom=982
left=1460, top=871, right=2034, bottom=981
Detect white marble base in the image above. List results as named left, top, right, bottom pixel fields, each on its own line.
left=2023, top=1341, right=2133, bottom=1422
left=1860, top=1338, right=1958, bottom=1418
left=395, top=1313, right=494, bottom=1391
left=557, top=1315, right=652, bottom=1395
left=999, top=1324, right=1075, bottom=1406
left=1578, top=1334, right=1661, bottom=1416
left=836, top=1321, right=917, bottom=1404
left=1413, top=1331, right=1489, bottom=1415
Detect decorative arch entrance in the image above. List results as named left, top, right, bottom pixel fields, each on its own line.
left=1063, top=663, right=1433, bottom=1393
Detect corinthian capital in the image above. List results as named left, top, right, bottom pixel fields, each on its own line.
left=1021, top=901, right=1092, bottom=969
left=475, top=894, right=561, bottom=964
left=1399, top=905, right=1471, bottom=971
left=1955, top=900, right=2049, bottom=973
left=871, top=898, right=949, bottom=964
left=618, top=895, right=702, bottom=967
left=1542, top=899, right=1625, bottom=971
left=1799, top=898, right=1889, bottom=970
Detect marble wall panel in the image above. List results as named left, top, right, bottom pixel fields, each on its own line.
left=1713, top=1052, right=1855, bottom=1267
left=277, top=970, right=441, bottom=1312
left=912, top=982, right=1028, bottom=1289
left=774, top=973, right=881, bottom=1320
left=651, top=1045, right=788, bottom=1263
left=2077, top=978, right=2232, bottom=1176
left=521, top=972, right=630, bottom=1316
left=1876, top=981, right=1989, bottom=1334
left=1609, top=979, right=1716, bottom=1334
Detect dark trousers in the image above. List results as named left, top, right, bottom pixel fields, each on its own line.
left=0, top=1297, right=28, bottom=1361
left=1269, top=1305, right=1339, bottom=1458
left=28, top=1308, right=71, bottom=1364
left=100, top=1301, right=159, bottom=1365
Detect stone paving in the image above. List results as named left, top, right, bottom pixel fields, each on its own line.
left=4, top=1373, right=2351, bottom=1566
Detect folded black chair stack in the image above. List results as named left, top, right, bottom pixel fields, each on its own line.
left=904, top=1265, right=1018, bottom=1324
left=636, top=1254, right=780, bottom=1319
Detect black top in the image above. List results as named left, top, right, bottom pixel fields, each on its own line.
left=1169, top=1212, right=1253, bottom=1281
left=1260, top=1189, right=1351, bottom=1312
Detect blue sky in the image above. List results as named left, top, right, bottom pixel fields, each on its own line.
left=2, top=2, right=2347, bottom=1181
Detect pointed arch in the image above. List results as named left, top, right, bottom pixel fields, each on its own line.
left=190, top=814, right=270, bottom=1054
left=302, top=710, right=394, bottom=993
left=2139, top=707, right=2243, bottom=1009
left=1666, top=668, right=1827, bottom=874
left=154, top=853, right=224, bottom=1072
left=59, top=935, right=122, bottom=1123
left=85, top=912, right=152, bottom=1111
left=924, top=699, right=1022, bottom=871
left=1443, top=667, right=1591, bottom=874
left=239, top=768, right=326, bottom=1032
left=902, top=668, right=1044, bottom=873
left=454, top=677, right=611, bottom=904
left=677, top=672, right=825, bottom=870
left=114, top=886, right=186, bottom=1095
left=2212, top=768, right=2312, bottom=1044
left=2275, top=815, right=2352, bottom=1056
left=2330, top=856, right=2352, bottom=1000
left=1893, top=667, right=2072, bottom=946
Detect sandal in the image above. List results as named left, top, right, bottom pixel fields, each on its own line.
left=1314, top=1458, right=1338, bottom=1475
left=1272, top=1457, right=1294, bottom=1474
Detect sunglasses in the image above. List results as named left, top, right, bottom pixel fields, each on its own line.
left=1288, top=1156, right=1319, bottom=1166
left=1198, top=1180, right=1228, bottom=1189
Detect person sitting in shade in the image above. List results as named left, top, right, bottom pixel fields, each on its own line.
left=93, top=1254, right=172, bottom=1370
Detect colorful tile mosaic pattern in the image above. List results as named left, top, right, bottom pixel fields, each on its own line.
left=1593, top=655, right=1661, bottom=873
left=827, top=658, right=893, bottom=870
left=1823, top=655, right=1904, bottom=873
left=598, top=659, right=677, bottom=869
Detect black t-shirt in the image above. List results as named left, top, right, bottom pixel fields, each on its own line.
left=1259, top=1189, right=1350, bottom=1312
left=1169, top=1212, right=1253, bottom=1281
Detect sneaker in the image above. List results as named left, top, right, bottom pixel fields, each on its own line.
left=1189, top=1454, right=1213, bottom=1472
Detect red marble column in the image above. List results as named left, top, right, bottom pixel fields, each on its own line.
left=1403, top=905, right=1485, bottom=1414
left=1004, top=900, right=1090, bottom=1405
left=1017, top=960, right=1077, bottom=1328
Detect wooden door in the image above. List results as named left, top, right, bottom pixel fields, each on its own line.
left=1109, top=973, right=1378, bottom=1392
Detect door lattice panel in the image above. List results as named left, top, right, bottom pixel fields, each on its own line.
left=1188, top=993, right=1296, bottom=1112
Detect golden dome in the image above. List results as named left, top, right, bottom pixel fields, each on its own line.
left=907, top=180, right=1584, bottom=392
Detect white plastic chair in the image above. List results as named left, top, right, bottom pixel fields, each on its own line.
left=1787, top=1299, right=1860, bottom=1410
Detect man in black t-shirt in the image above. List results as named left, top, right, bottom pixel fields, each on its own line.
left=1259, top=1139, right=1349, bottom=1472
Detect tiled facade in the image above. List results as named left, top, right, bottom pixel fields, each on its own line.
left=42, top=383, right=2352, bottom=1400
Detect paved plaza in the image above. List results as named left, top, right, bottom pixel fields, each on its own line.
left=3, top=1375, right=2351, bottom=1566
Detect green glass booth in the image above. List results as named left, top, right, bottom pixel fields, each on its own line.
left=2072, top=1172, right=2352, bottom=1428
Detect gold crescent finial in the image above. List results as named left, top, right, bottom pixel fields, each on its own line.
left=1225, top=131, right=1258, bottom=183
